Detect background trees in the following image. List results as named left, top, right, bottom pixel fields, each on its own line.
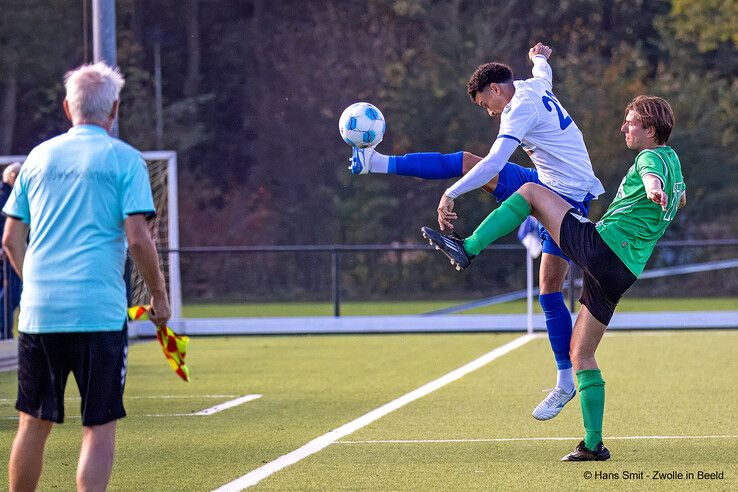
left=2, top=0, right=736, bottom=299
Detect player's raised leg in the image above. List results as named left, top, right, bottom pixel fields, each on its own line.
left=424, top=183, right=572, bottom=269
left=350, top=148, right=496, bottom=183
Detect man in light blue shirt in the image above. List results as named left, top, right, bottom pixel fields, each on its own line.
left=3, top=62, right=170, bottom=492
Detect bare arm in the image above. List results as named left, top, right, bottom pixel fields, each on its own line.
left=679, top=192, right=687, bottom=209
left=2, top=217, right=28, bottom=279
left=642, top=173, right=667, bottom=211
left=125, top=214, right=170, bottom=326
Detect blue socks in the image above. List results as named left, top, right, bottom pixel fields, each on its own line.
left=388, top=152, right=463, bottom=179
left=539, top=292, right=573, bottom=371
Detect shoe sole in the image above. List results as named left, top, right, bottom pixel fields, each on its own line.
left=561, top=453, right=611, bottom=462
left=532, top=391, right=576, bottom=421
left=422, top=229, right=463, bottom=271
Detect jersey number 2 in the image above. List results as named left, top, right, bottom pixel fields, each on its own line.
left=542, top=91, right=573, bottom=130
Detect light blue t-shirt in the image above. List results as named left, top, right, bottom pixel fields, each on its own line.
left=3, top=125, right=155, bottom=333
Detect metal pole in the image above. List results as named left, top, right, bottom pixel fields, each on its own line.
left=154, top=39, right=164, bottom=149
left=331, top=251, right=340, bottom=317
left=92, top=0, right=118, bottom=136
left=526, top=249, right=533, bottom=334
left=2, top=256, right=9, bottom=339
left=167, top=153, right=183, bottom=320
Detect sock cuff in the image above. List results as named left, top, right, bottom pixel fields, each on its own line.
left=539, top=292, right=565, bottom=310
left=577, top=369, right=605, bottom=391
left=447, top=151, right=464, bottom=176
left=506, top=193, right=532, bottom=220
left=388, top=156, right=397, bottom=174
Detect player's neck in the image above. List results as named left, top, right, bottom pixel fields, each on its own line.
left=503, top=84, right=515, bottom=104
left=73, top=120, right=113, bottom=132
left=640, top=143, right=666, bottom=151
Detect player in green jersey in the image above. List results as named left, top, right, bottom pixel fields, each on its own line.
left=422, top=95, right=685, bottom=461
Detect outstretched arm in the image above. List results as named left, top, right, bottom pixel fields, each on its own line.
left=643, top=173, right=667, bottom=211
left=437, top=137, right=519, bottom=230
left=445, top=137, right=518, bottom=200
left=529, top=42, right=553, bottom=85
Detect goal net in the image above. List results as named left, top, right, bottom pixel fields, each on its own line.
left=0, top=152, right=182, bottom=320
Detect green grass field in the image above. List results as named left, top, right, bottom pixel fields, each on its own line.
left=183, top=297, right=738, bottom=317
left=0, top=330, right=736, bottom=490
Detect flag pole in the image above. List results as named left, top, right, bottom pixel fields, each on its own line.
left=526, top=248, right=534, bottom=335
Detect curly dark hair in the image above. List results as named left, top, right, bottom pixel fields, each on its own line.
left=625, top=95, right=674, bottom=145
left=467, top=63, right=514, bottom=101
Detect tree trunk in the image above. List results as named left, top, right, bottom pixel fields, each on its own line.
left=0, top=75, right=18, bottom=154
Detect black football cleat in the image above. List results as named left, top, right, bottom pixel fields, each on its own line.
left=560, top=440, right=611, bottom=461
left=421, top=226, right=474, bottom=271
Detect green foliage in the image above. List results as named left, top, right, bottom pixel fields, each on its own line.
left=671, top=0, right=738, bottom=51
left=3, top=0, right=738, bottom=299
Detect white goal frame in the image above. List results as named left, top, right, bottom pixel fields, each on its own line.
left=0, top=152, right=183, bottom=320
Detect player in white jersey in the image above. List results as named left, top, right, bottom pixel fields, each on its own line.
left=350, top=43, right=604, bottom=420
left=443, top=44, right=603, bottom=203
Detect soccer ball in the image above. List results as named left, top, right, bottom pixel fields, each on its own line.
left=338, top=102, right=385, bottom=148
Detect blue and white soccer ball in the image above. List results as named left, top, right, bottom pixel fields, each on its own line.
left=338, top=102, right=385, bottom=148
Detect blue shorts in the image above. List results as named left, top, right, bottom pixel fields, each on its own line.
left=492, top=163, right=594, bottom=260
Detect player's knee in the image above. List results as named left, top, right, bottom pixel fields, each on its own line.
left=570, top=347, right=596, bottom=369
left=539, top=278, right=565, bottom=294
left=517, top=181, right=540, bottom=199
left=461, top=152, right=482, bottom=173
left=17, top=413, right=53, bottom=436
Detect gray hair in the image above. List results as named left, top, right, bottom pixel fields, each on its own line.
left=64, top=62, right=125, bottom=124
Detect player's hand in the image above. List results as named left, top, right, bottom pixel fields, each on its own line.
left=437, top=194, right=457, bottom=232
left=529, top=42, right=552, bottom=61
left=149, top=291, right=171, bottom=327
left=647, top=187, right=668, bottom=211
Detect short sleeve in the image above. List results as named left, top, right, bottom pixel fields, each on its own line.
left=497, top=98, right=538, bottom=144
left=636, top=151, right=668, bottom=183
left=2, top=170, right=30, bottom=223
left=121, top=154, right=156, bottom=219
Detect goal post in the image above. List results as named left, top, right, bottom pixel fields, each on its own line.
left=139, top=151, right=182, bottom=320
left=0, top=151, right=183, bottom=321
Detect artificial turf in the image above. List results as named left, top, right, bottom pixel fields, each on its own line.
left=0, top=330, right=735, bottom=490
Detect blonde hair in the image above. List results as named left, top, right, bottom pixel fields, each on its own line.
left=64, top=62, right=125, bottom=123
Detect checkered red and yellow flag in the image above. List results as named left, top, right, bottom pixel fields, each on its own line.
left=128, top=305, right=190, bottom=382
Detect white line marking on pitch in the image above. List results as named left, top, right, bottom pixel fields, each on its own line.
left=336, top=435, right=738, bottom=444
left=0, top=394, right=239, bottom=403
left=191, top=394, right=263, bottom=415
left=212, top=334, right=536, bottom=492
left=0, top=394, right=262, bottom=419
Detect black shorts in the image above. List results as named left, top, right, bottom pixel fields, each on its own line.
left=558, top=209, right=637, bottom=325
left=16, top=324, right=128, bottom=426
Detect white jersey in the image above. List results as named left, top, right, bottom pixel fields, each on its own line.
left=445, top=56, right=604, bottom=202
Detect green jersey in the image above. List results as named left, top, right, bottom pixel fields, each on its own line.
left=595, top=146, right=685, bottom=276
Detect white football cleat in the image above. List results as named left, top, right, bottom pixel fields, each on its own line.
left=348, top=146, right=376, bottom=175
left=532, top=386, right=576, bottom=421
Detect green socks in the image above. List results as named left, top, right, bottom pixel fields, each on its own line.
left=577, top=369, right=606, bottom=450
left=464, top=192, right=532, bottom=256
